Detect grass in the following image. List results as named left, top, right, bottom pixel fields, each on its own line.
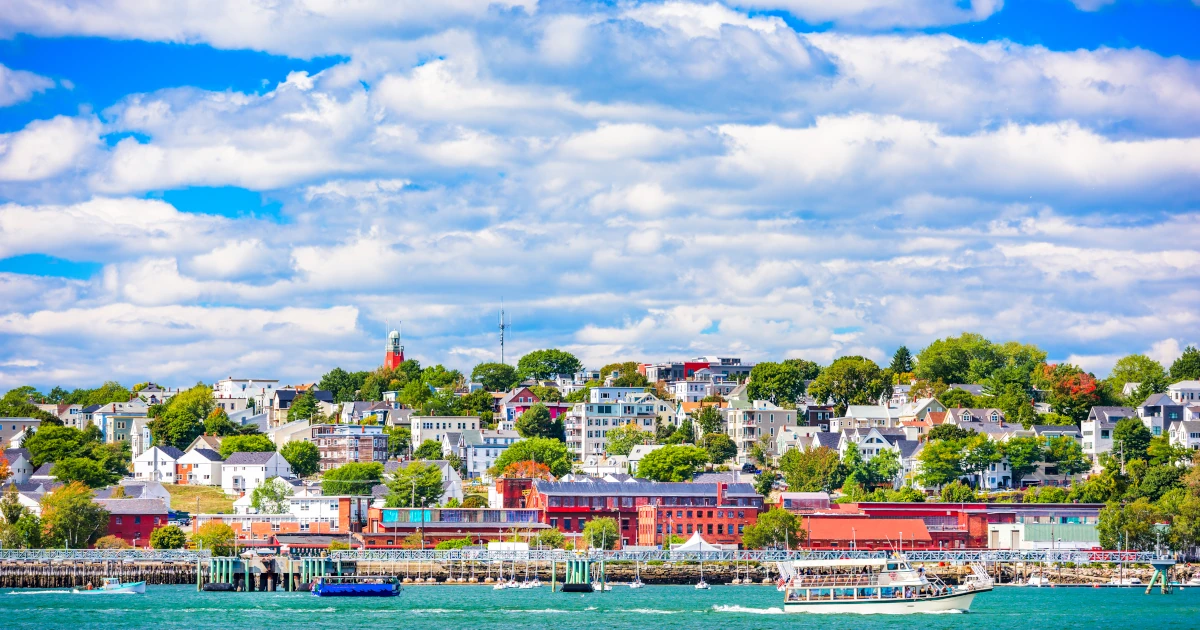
left=165, top=484, right=234, bottom=514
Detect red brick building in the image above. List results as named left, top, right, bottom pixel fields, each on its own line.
left=801, top=515, right=934, bottom=550
left=526, top=479, right=763, bottom=548
left=95, top=498, right=169, bottom=548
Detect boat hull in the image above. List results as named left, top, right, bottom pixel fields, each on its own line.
left=783, top=588, right=985, bottom=614
left=312, top=583, right=400, bottom=597
left=73, top=581, right=146, bottom=595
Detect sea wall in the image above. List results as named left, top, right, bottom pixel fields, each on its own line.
left=0, top=561, right=196, bottom=588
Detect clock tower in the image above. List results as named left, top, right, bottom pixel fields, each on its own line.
left=385, top=326, right=404, bottom=370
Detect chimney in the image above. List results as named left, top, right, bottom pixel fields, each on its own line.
left=717, top=481, right=727, bottom=506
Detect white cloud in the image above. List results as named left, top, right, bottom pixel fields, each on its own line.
left=0, top=63, right=54, bottom=107
left=727, top=0, right=1002, bottom=28
left=0, top=115, right=99, bottom=181
left=1147, top=338, right=1187, bottom=368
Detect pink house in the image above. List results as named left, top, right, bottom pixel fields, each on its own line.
left=498, top=387, right=571, bottom=423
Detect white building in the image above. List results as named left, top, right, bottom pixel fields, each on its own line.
left=1, top=448, right=34, bottom=484
left=215, top=377, right=279, bottom=403
left=724, top=399, right=796, bottom=464
left=1081, top=407, right=1134, bottom=459
left=177, top=448, right=224, bottom=486
left=411, top=415, right=480, bottom=448
left=1168, top=381, right=1200, bottom=405
left=628, top=444, right=664, bottom=475
left=1169, top=420, right=1200, bottom=452
left=132, top=446, right=185, bottom=482
left=563, top=392, right=668, bottom=458
left=0, top=418, right=40, bottom=449
left=221, top=451, right=293, bottom=496
left=457, top=429, right=522, bottom=479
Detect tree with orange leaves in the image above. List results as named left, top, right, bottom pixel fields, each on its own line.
left=1034, top=363, right=1106, bottom=424
left=0, top=456, right=10, bottom=484
left=500, top=461, right=554, bottom=481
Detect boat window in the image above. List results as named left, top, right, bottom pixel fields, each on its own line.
left=886, top=563, right=898, bottom=571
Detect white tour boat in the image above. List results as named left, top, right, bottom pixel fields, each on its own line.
left=777, top=556, right=992, bottom=614
left=1109, top=577, right=1143, bottom=586
left=72, top=577, right=146, bottom=595
left=1026, top=574, right=1052, bottom=587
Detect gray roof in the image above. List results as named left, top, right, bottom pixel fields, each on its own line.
left=31, top=463, right=54, bottom=477
left=275, top=389, right=334, bottom=404
left=94, top=498, right=169, bottom=515
left=2, top=448, right=31, bottom=462
left=1087, top=406, right=1134, bottom=426
left=154, top=446, right=185, bottom=459
left=190, top=448, right=224, bottom=462
left=814, top=432, right=841, bottom=449
left=948, top=384, right=985, bottom=396
left=223, top=451, right=279, bottom=465
left=1031, top=425, right=1081, bottom=437
left=83, top=404, right=102, bottom=413
left=1141, top=393, right=1178, bottom=408
left=533, top=480, right=761, bottom=499
left=895, top=439, right=922, bottom=459
left=95, top=484, right=147, bottom=499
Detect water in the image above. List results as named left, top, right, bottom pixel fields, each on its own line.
left=4, top=585, right=1199, bottom=629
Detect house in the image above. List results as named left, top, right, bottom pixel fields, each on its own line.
left=798, top=404, right=835, bottom=429
left=829, top=405, right=902, bottom=432
left=0, top=418, right=40, bottom=449
left=132, top=446, right=184, bottom=482
left=2, top=448, right=35, bottom=484
left=133, top=383, right=180, bottom=405
left=185, top=434, right=223, bottom=453
left=266, top=418, right=313, bottom=449
left=1081, top=406, right=1134, bottom=458
left=309, top=424, right=388, bottom=471
left=458, top=429, right=521, bottom=480
left=628, top=444, right=664, bottom=475
left=724, top=399, right=796, bottom=464
left=1167, top=381, right=1200, bottom=405
left=214, top=377, right=280, bottom=411
left=497, top=387, right=571, bottom=424
left=176, top=448, right=224, bottom=486
left=801, top=516, right=934, bottom=550
left=94, top=498, right=170, bottom=547
left=129, top=416, right=152, bottom=458
left=411, top=415, right=480, bottom=448
left=775, top=425, right=822, bottom=457
left=563, top=393, right=668, bottom=458
left=268, top=388, right=335, bottom=426
left=1139, top=393, right=1185, bottom=437
left=1169, top=420, right=1200, bottom=451
left=94, top=480, right=171, bottom=505
left=943, top=407, right=1007, bottom=427
left=838, top=427, right=907, bottom=461
left=675, top=401, right=727, bottom=427
left=339, top=401, right=402, bottom=424
left=92, top=401, right=148, bottom=444
left=221, top=451, right=293, bottom=496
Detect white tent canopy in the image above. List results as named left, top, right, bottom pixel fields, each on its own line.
left=672, top=532, right=721, bottom=552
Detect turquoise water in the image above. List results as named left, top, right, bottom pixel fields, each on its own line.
left=4, top=584, right=1199, bottom=629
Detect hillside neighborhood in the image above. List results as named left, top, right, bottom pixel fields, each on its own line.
left=2, top=331, right=1200, bottom=556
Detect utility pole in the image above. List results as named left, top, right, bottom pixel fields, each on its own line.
left=498, top=302, right=510, bottom=365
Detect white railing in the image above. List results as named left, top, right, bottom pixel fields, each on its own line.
left=0, top=549, right=211, bottom=562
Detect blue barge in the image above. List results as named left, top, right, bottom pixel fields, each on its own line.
left=311, top=576, right=403, bottom=597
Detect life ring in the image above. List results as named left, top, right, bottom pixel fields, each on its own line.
left=967, top=584, right=974, bottom=591
left=889, top=572, right=897, bottom=579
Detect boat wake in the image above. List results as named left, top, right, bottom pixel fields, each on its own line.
left=620, top=608, right=681, bottom=615
left=6, top=590, right=72, bottom=595
left=712, top=605, right=785, bottom=615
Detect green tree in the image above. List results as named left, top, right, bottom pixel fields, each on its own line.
left=636, top=445, right=709, bottom=482
left=1148, top=436, right=1192, bottom=467
left=1097, top=498, right=1160, bottom=550
left=1033, top=363, right=1106, bottom=424
left=747, top=360, right=816, bottom=406
left=867, top=448, right=902, bottom=487
left=533, top=527, right=566, bottom=549
left=806, top=356, right=891, bottom=416
left=471, top=362, right=521, bottom=391
left=1002, top=436, right=1045, bottom=487
left=517, top=349, right=582, bottom=381
left=1106, top=354, right=1169, bottom=406
left=1112, top=417, right=1152, bottom=463
left=148, top=384, right=213, bottom=450
left=755, top=468, right=778, bottom=496
left=583, top=517, right=619, bottom=550
left=938, top=388, right=979, bottom=409
left=385, top=462, right=443, bottom=507
left=927, top=424, right=976, bottom=442
left=458, top=389, right=495, bottom=416
left=606, top=423, right=653, bottom=456
left=193, top=522, right=236, bottom=555
left=1137, top=465, right=1184, bottom=502
left=1044, top=436, right=1090, bottom=476
left=22, top=425, right=99, bottom=467
left=321, top=462, right=384, bottom=495
left=250, top=477, right=291, bottom=514
left=218, top=434, right=276, bottom=459
left=149, top=524, right=187, bottom=549
left=279, top=440, right=320, bottom=476
left=287, top=391, right=319, bottom=422
left=413, top=439, right=445, bottom=460
left=1170, top=345, right=1200, bottom=381
left=40, top=482, right=109, bottom=548
left=741, top=508, right=804, bottom=549
left=914, top=332, right=1002, bottom=384
left=318, top=367, right=369, bottom=403
left=779, top=446, right=844, bottom=492
left=703, top=433, right=737, bottom=464
left=939, top=480, right=978, bottom=503
left=514, top=404, right=558, bottom=440
left=1168, top=494, right=1200, bottom=552
left=51, top=457, right=121, bottom=488
left=917, top=439, right=965, bottom=489
left=1068, top=471, right=1122, bottom=504
left=491, top=437, right=572, bottom=478
left=528, top=385, right=563, bottom=403
left=674, top=419, right=696, bottom=445
left=1023, top=486, right=1069, bottom=503
left=890, top=346, right=914, bottom=374
left=386, top=426, right=412, bottom=458
left=203, top=408, right=238, bottom=436
left=1, top=512, right=42, bottom=549
left=692, top=406, right=723, bottom=436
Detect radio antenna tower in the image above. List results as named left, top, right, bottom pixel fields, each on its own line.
left=499, top=301, right=511, bottom=364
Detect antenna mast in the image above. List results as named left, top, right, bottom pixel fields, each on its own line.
left=499, top=301, right=510, bottom=364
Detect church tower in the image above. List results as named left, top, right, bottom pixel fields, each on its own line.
left=385, top=325, right=404, bottom=370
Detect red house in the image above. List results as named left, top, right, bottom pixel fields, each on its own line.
left=95, top=498, right=169, bottom=548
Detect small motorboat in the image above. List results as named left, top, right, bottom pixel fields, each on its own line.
left=629, top=578, right=645, bottom=589
left=492, top=581, right=508, bottom=590
left=1110, top=577, right=1143, bottom=587
left=591, top=582, right=613, bottom=591
left=73, top=577, right=145, bottom=594
left=695, top=580, right=710, bottom=590
left=1027, top=575, right=1051, bottom=587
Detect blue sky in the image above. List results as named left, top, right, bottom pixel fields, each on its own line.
left=0, top=0, right=1197, bottom=389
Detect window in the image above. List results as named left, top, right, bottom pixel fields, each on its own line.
left=687, top=524, right=693, bottom=534
left=738, top=524, right=744, bottom=534
left=115, top=516, right=122, bottom=525
left=718, top=524, right=724, bottom=535
left=134, top=516, right=141, bottom=524
left=564, top=518, right=572, bottom=531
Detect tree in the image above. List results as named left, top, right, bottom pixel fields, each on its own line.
left=516, top=349, right=582, bottom=381
left=491, top=438, right=572, bottom=478
left=636, top=445, right=709, bottom=482
left=1138, top=465, right=1184, bottom=502
left=914, top=332, right=1003, bottom=384
left=1170, top=345, right=1200, bottom=381
left=462, top=495, right=488, bottom=508
left=741, top=508, right=804, bottom=549
left=0, top=512, right=42, bottom=549
left=1069, top=471, right=1122, bottom=504
left=386, top=426, right=412, bottom=458
left=1168, top=494, right=1200, bottom=552
left=1112, top=417, right=1152, bottom=463
left=1044, top=436, right=1090, bottom=476
left=940, top=480, right=977, bottom=503
left=756, top=469, right=778, bottom=496
left=1002, top=436, right=1044, bottom=487
left=606, top=423, right=653, bottom=456
left=0, top=456, right=8, bottom=485
left=500, top=461, right=554, bottom=480
left=420, top=364, right=463, bottom=389
left=1033, top=363, right=1105, bottom=424
left=779, top=446, right=844, bottom=492
left=250, top=477, right=291, bottom=514
left=692, top=406, right=723, bottom=436
left=1023, top=486, right=1069, bottom=503
left=806, top=356, right=890, bottom=416
left=917, top=439, right=965, bottom=489
left=528, top=385, right=563, bottom=403
left=321, top=462, right=384, bottom=495
left=318, top=367, right=368, bottom=403
left=1106, top=354, right=1169, bottom=405
left=413, top=439, right=445, bottom=460
left=1097, top=498, right=1159, bottom=550
left=533, top=527, right=565, bottom=549
left=385, top=462, right=443, bottom=507
left=471, top=362, right=521, bottom=391
left=95, top=534, right=131, bottom=549
left=149, top=524, right=187, bottom=549
left=203, top=408, right=238, bottom=437
left=287, top=391, right=319, bottom=421
left=867, top=448, right=902, bottom=487
left=40, top=482, right=109, bottom=548
left=583, top=517, right=619, bottom=550
left=514, top=404, right=557, bottom=439
left=51, top=457, right=121, bottom=488
left=22, top=424, right=98, bottom=467
left=459, top=389, right=495, bottom=416
left=703, top=433, right=737, bottom=464
left=279, top=440, right=320, bottom=477
left=193, top=522, right=236, bottom=555
left=675, top=419, right=696, bottom=445
left=1148, top=436, right=1192, bottom=467
left=218, top=434, right=276, bottom=459
left=890, top=346, right=913, bottom=374
left=148, top=383, right=213, bottom=450
left=747, top=360, right=816, bottom=406
left=938, top=388, right=979, bottom=409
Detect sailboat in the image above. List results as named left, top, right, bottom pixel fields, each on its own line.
left=630, top=559, right=645, bottom=589
left=695, top=555, right=710, bottom=590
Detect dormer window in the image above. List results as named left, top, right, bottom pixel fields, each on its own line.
left=990, top=412, right=1000, bottom=423
left=961, top=412, right=971, bottom=423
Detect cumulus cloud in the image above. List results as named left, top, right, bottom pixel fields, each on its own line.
left=727, top=0, right=1003, bottom=28
left=0, top=63, right=55, bottom=107
left=0, top=116, right=99, bottom=182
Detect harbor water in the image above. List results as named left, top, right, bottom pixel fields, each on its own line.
left=5, top=584, right=1199, bottom=629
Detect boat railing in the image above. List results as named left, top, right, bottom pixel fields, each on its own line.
left=788, top=574, right=878, bottom=588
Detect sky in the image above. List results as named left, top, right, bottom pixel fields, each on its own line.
left=0, top=0, right=1197, bottom=390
